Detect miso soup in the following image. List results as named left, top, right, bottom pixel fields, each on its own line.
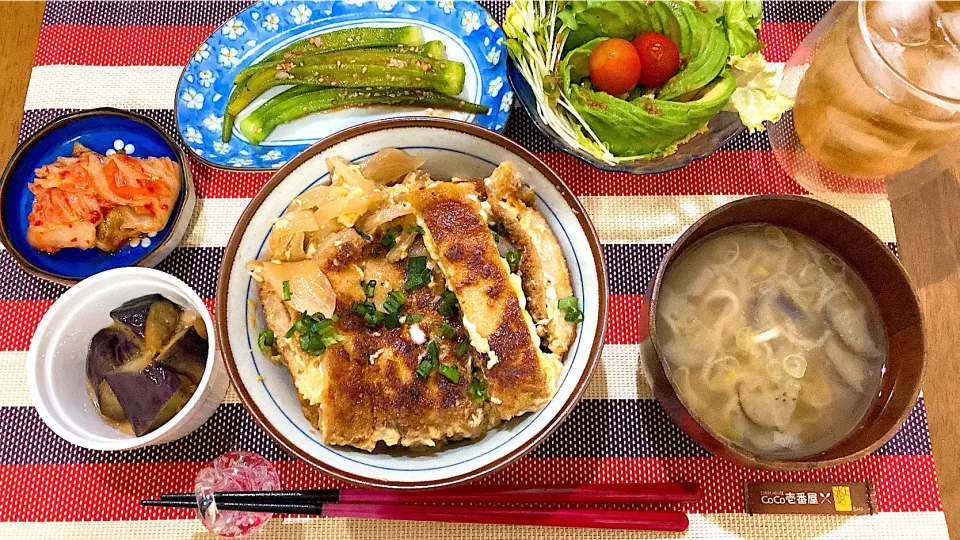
left=656, top=225, right=886, bottom=458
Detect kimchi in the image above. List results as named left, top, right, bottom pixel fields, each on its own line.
left=26, top=143, right=181, bottom=253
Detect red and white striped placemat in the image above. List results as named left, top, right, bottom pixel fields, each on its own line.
left=0, top=1, right=946, bottom=538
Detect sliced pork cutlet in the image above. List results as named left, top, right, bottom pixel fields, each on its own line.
left=483, top=162, right=577, bottom=355
left=258, top=286, right=326, bottom=409
left=317, top=257, right=485, bottom=451
left=312, top=227, right=368, bottom=309
left=409, top=181, right=562, bottom=422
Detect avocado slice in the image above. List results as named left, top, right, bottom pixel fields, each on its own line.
left=559, top=32, right=736, bottom=157
left=565, top=71, right=736, bottom=157
left=559, top=1, right=729, bottom=100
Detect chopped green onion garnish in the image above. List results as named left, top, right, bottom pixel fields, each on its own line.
left=404, top=256, right=431, bottom=290
left=494, top=233, right=500, bottom=243
left=437, top=363, right=460, bottom=383
left=408, top=224, right=425, bottom=235
left=558, top=296, right=583, bottom=322
left=505, top=249, right=522, bottom=273
left=284, top=312, right=344, bottom=355
left=406, top=313, right=424, bottom=324
left=282, top=280, right=291, bottom=301
left=257, top=329, right=275, bottom=353
left=440, top=322, right=456, bottom=339
left=455, top=340, right=470, bottom=357
left=380, top=225, right=404, bottom=249
left=438, top=289, right=459, bottom=318
left=407, top=256, right=427, bottom=275
left=348, top=295, right=408, bottom=330
left=383, top=312, right=401, bottom=329
left=362, top=280, right=376, bottom=299
left=286, top=311, right=313, bottom=339
left=369, top=310, right=383, bottom=327
left=357, top=230, right=372, bottom=240
left=416, top=341, right=441, bottom=378
left=383, top=290, right=406, bottom=315
left=416, top=358, right=434, bottom=378
left=299, top=332, right=326, bottom=354
left=350, top=301, right=384, bottom=328
left=468, top=379, right=487, bottom=403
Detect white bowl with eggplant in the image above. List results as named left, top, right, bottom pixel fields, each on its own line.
left=27, top=268, right=229, bottom=450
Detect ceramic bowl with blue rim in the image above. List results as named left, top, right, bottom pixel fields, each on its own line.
left=507, top=60, right=745, bottom=175
left=177, top=0, right=513, bottom=171
left=0, top=108, right=196, bottom=285
left=216, top=118, right=607, bottom=489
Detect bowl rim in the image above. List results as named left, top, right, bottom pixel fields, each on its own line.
left=0, top=107, right=196, bottom=286
left=215, top=117, right=609, bottom=489
left=644, top=194, right=926, bottom=470
left=26, top=267, right=219, bottom=451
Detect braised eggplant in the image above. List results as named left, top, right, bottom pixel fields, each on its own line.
left=155, top=326, right=209, bottom=385
left=86, top=327, right=141, bottom=405
left=96, top=381, right=127, bottom=422
left=109, top=294, right=183, bottom=353
left=88, top=294, right=209, bottom=436
left=104, top=364, right=192, bottom=436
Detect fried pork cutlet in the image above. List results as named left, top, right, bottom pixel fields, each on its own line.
left=409, top=182, right=562, bottom=421
left=260, top=226, right=486, bottom=451
left=259, top=286, right=326, bottom=407
left=255, top=154, right=579, bottom=452
left=483, top=163, right=577, bottom=355
left=312, top=227, right=367, bottom=308
left=319, top=301, right=484, bottom=450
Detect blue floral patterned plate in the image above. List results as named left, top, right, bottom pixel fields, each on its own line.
left=176, top=0, right=513, bottom=171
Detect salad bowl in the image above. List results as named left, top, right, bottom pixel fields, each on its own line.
left=503, top=0, right=791, bottom=175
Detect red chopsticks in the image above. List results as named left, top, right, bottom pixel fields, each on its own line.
left=152, top=482, right=699, bottom=505
left=143, top=483, right=699, bottom=532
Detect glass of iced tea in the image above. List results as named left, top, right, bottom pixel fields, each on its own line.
left=769, top=0, right=960, bottom=197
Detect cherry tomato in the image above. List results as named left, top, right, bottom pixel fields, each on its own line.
left=588, top=38, right=642, bottom=96
left=631, top=32, right=681, bottom=88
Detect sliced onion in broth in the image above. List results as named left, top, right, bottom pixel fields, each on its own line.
left=356, top=202, right=414, bottom=234
left=782, top=354, right=808, bottom=378
left=259, top=260, right=337, bottom=317
left=327, top=157, right=377, bottom=193
left=291, top=185, right=351, bottom=212
left=360, top=148, right=426, bottom=185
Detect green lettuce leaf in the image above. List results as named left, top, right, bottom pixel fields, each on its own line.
left=686, top=0, right=764, bottom=56
left=724, top=54, right=793, bottom=131
left=723, top=0, right=765, bottom=56
left=558, top=0, right=730, bottom=100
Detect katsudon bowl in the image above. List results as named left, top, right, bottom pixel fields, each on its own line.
left=217, top=118, right=607, bottom=489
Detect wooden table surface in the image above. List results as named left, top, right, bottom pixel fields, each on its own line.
left=2, top=1, right=957, bottom=535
